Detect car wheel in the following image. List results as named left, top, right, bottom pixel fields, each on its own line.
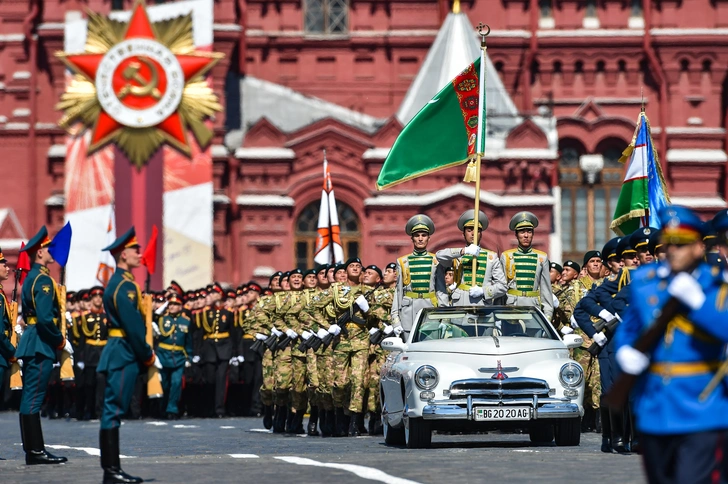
left=554, top=417, right=581, bottom=446
left=528, top=424, right=554, bottom=444
left=404, top=417, right=432, bottom=449
left=383, top=416, right=405, bottom=446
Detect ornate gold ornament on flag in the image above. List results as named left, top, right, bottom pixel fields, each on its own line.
left=55, top=0, right=223, bottom=168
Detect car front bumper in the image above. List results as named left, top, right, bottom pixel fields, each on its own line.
left=420, top=395, right=581, bottom=420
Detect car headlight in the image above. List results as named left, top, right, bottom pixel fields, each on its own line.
left=559, top=363, right=583, bottom=388
left=414, top=365, right=439, bottom=390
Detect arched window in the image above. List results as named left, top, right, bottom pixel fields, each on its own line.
left=295, top=200, right=360, bottom=269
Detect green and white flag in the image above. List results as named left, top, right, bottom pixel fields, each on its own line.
left=376, top=57, right=485, bottom=190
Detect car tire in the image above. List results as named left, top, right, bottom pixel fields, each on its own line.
left=528, top=425, right=554, bottom=444
left=383, top=417, right=405, bottom=446
left=554, top=417, right=581, bottom=446
left=405, top=417, right=432, bottom=449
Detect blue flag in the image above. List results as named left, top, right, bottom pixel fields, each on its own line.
left=48, top=222, right=73, bottom=268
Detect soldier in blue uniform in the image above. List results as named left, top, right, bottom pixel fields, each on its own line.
left=574, top=235, right=632, bottom=453
left=15, top=226, right=72, bottom=465
left=615, top=206, right=728, bottom=484
left=97, top=227, right=162, bottom=484
left=0, top=248, right=17, bottom=405
left=155, top=292, right=193, bottom=420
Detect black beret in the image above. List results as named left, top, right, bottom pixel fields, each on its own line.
left=550, top=262, right=563, bottom=273
left=364, top=264, right=382, bottom=279
left=564, top=260, right=580, bottom=273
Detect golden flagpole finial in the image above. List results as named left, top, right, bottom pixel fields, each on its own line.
left=453, top=0, right=461, bottom=14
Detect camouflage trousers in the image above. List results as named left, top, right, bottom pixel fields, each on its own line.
left=291, top=348, right=309, bottom=413
left=274, top=346, right=292, bottom=406
left=573, top=330, right=601, bottom=410
left=315, top=345, right=334, bottom=411
left=332, top=337, right=369, bottom=413
left=305, top=348, right=320, bottom=407
left=366, top=345, right=386, bottom=413
left=260, top=349, right=275, bottom=407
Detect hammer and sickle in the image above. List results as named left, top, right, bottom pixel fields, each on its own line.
left=117, top=57, right=162, bottom=101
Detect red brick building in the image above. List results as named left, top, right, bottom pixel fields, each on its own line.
left=1, top=0, right=727, bottom=286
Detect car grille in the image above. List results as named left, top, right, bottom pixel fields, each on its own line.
left=448, top=378, right=550, bottom=400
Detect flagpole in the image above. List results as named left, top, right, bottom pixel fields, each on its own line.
left=324, top=149, right=335, bottom=265
left=470, top=23, right=489, bottom=286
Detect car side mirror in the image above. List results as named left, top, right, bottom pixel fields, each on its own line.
left=381, top=337, right=407, bottom=353
left=562, top=333, right=583, bottom=349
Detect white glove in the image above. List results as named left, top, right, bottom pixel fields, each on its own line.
left=285, top=329, right=298, bottom=339
left=560, top=326, right=574, bottom=335
left=65, top=311, right=73, bottom=323
left=598, top=309, right=616, bottom=323
left=328, top=324, right=341, bottom=336
left=616, top=345, right=650, bottom=375
left=448, top=283, right=457, bottom=291
left=355, top=295, right=369, bottom=313
left=17, top=359, right=23, bottom=368
left=301, top=330, right=312, bottom=341
left=383, top=324, right=394, bottom=335
left=255, top=333, right=267, bottom=341
left=668, top=272, right=706, bottom=310
left=157, top=372, right=162, bottom=382
left=393, top=326, right=404, bottom=336
left=237, top=355, right=245, bottom=363
left=77, top=361, right=85, bottom=370
left=229, top=357, right=239, bottom=366
left=463, top=244, right=481, bottom=256
left=14, top=324, right=22, bottom=335
left=155, top=301, right=169, bottom=316
left=570, top=315, right=579, bottom=329
left=63, top=339, right=74, bottom=355
left=52, top=362, right=60, bottom=368
left=552, top=294, right=559, bottom=308
left=152, top=322, right=161, bottom=337
left=316, top=328, right=329, bottom=339
left=369, top=327, right=379, bottom=335
left=185, top=360, right=191, bottom=368
left=469, top=286, right=484, bottom=299
left=272, top=327, right=283, bottom=337
left=192, top=355, right=201, bottom=364
left=593, top=332, right=608, bottom=347
left=153, top=355, right=163, bottom=369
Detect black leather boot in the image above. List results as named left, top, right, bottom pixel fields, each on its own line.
left=348, top=413, right=361, bottom=437
left=357, top=411, right=367, bottom=435
left=334, top=407, right=347, bottom=437
left=263, top=405, right=273, bottom=430
left=273, top=405, right=287, bottom=433
left=100, top=428, right=142, bottom=484
left=369, top=412, right=383, bottom=436
left=307, top=407, right=319, bottom=436
left=600, top=407, right=613, bottom=453
left=321, top=410, right=334, bottom=437
left=294, top=412, right=305, bottom=435
left=610, top=408, right=628, bottom=453
left=21, top=414, right=68, bottom=465
left=284, top=409, right=296, bottom=434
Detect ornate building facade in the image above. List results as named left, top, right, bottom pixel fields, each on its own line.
left=1, top=0, right=726, bottom=285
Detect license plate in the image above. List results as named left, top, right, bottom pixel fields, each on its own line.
left=474, top=406, right=531, bottom=421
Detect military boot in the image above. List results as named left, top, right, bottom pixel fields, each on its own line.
left=369, top=412, right=383, bottom=436
left=322, top=410, right=335, bottom=437
left=600, top=407, right=613, bottom=453
left=273, top=405, right=287, bottom=433
left=334, top=407, right=347, bottom=437
left=348, top=413, right=361, bottom=437
left=294, top=412, right=306, bottom=435
left=284, top=409, right=296, bottom=434
left=100, top=428, right=142, bottom=483
left=21, top=414, right=68, bottom=465
left=262, top=405, right=274, bottom=430
left=610, top=408, right=629, bottom=453
left=307, top=407, right=320, bottom=436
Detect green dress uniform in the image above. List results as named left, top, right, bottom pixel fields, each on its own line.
left=97, top=227, right=150, bottom=484
left=0, top=281, right=16, bottom=390
left=392, top=215, right=437, bottom=334
left=15, top=226, right=68, bottom=465
left=156, top=312, right=193, bottom=417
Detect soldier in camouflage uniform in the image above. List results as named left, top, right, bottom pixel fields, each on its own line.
left=249, top=276, right=280, bottom=429
left=366, top=264, right=396, bottom=435
left=283, top=268, right=319, bottom=434
left=269, top=271, right=296, bottom=433
left=392, top=215, right=437, bottom=338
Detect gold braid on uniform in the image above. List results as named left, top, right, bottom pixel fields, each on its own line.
left=332, top=285, right=354, bottom=311
left=158, top=316, right=175, bottom=337
left=81, top=313, right=98, bottom=338
left=201, top=310, right=215, bottom=333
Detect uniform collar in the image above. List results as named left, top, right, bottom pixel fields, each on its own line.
left=115, top=267, right=135, bottom=281
left=33, top=263, right=50, bottom=274
left=412, top=249, right=428, bottom=256
left=517, top=246, right=532, bottom=254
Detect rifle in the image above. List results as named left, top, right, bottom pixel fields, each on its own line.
left=57, top=268, right=74, bottom=382
left=603, top=298, right=682, bottom=408
left=143, top=287, right=163, bottom=399
left=8, top=267, right=22, bottom=389
left=336, top=283, right=382, bottom=338
left=586, top=314, right=622, bottom=357
left=296, top=328, right=323, bottom=352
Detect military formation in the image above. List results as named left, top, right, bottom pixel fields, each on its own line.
left=2, top=205, right=728, bottom=483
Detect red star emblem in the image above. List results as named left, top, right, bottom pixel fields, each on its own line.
left=58, top=0, right=221, bottom=160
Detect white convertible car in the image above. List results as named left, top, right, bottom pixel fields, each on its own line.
left=379, top=305, right=585, bottom=449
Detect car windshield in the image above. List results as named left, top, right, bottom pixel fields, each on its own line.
left=412, top=306, right=558, bottom=343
